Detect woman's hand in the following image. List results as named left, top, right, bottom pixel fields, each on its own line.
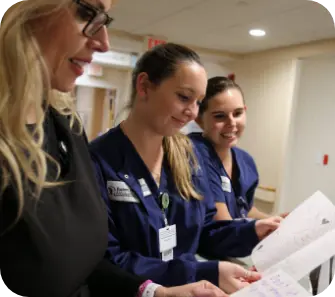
left=255, top=216, right=282, bottom=240
left=218, top=261, right=261, bottom=294
left=155, top=280, right=229, bottom=297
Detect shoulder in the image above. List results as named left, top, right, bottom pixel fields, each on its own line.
left=188, top=132, right=205, bottom=148
left=233, top=147, right=257, bottom=172
left=89, top=126, right=126, bottom=171
left=188, top=132, right=213, bottom=157
left=89, top=126, right=122, bottom=156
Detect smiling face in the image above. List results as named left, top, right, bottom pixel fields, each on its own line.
left=32, top=0, right=112, bottom=92
left=136, top=61, right=207, bottom=136
left=201, top=87, right=246, bottom=149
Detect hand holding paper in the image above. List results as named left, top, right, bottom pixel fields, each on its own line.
left=231, top=270, right=312, bottom=297
left=251, top=191, right=335, bottom=281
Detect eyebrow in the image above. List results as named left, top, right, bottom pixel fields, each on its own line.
left=97, top=1, right=106, bottom=10
left=211, top=107, right=244, bottom=115
left=178, top=87, right=205, bottom=98
left=178, top=87, right=195, bottom=94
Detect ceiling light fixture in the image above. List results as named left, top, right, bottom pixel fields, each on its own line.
left=249, top=29, right=266, bottom=37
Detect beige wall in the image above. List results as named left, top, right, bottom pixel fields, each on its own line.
left=77, top=31, right=235, bottom=130
left=76, top=32, right=335, bottom=212
left=280, top=55, right=335, bottom=211
left=223, top=39, right=335, bottom=213
left=76, top=66, right=131, bottom=134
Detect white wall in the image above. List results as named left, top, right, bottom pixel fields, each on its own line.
left=279, top=55, right=335, bottom=211
left=76, top=66, right=131, bottom=133
left=77, top=33, right=234, bottom=131
left=224, top=57, right=299, bottom=208
left=76, top=86, right=94, bottom=137
left=203, top=60, right=231, bottom=78
left=222, top=39, right=335, bottom=211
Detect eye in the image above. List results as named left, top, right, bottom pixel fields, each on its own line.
left=214, top=113, right=227, bottom=119
left=76, top=6, right=95, bottom=22
left=177, top=93, right=190, bottom=102
left=233, top=110, right=244, bottom=117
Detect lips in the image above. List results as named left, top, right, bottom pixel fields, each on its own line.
left=68, top=57, right=92, bottom=76
left=172, top=117, right=187, bottom=125
left=221, top=132, right=238, bottom=139
left=69, top=58, right=91, bottom=67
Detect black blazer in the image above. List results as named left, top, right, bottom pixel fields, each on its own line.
left=0, top=108, right=144, bottom=297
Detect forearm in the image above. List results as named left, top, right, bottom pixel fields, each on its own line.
left=248, top=206, right=269, bottom=219
left=199, top=220, right=259, bottom=259
left=214, top=202, right=233, bottom=221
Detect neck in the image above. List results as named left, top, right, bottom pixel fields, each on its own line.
left=121, top=111, right=164, bottom=170
left=215, top=146, right=231, bottom=164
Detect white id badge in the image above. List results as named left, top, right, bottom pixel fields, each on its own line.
left=221, top=176, right=232, bottom=193
left=162, top=249, right=173, bottom=262
left=159, top=224, right=177, bottom=261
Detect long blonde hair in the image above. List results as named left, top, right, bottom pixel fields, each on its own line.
left=163, top=134, right=202, bottom=201
left=129, top=43, right=203, bottom=201
left=0, top=0, right=80, bottom=222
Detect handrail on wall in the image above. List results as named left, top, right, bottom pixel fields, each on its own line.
left=257, top=185, right=276, bottom=193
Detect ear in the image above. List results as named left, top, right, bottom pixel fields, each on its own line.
left=195, top=116, right=204, bottom=129
left=136, top=72, right=151, bottom=100
left=244, top=105, right=247, bottom=111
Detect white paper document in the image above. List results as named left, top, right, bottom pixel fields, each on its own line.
left=231, top=270, right=311, bottom=297
left=251, top=191, right=335, bottom=280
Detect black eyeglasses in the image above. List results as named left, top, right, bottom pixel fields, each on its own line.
left=73, top=0, right=113, bottom=37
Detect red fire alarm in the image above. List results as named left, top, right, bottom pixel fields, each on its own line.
left=228, top=73, right=235, bottom=81
left=323, top=154, right=329, bottom=165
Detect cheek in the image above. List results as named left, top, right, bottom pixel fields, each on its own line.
left=236, top=118, right=246, bottom=131
left=205, top=121, right=222, bottom=137
left=165, top=98, right=183, bottom=116
left=213, top=122, right=224, bottom=133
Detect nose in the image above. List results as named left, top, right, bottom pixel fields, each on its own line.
left=184, top=101, right=199, bottom=120
left=88, top=26, right=110, bottom=53
left=227, top=113, right=236, bottom=127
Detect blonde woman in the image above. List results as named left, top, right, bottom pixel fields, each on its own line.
left=90, top=43, right=282, bottom=295
left=0, top=1, right=229, bottom=297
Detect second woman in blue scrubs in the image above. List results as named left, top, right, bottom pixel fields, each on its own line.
left=190, top=76, right=279, bottom=220
left=90, top=44, right=281, bottom=294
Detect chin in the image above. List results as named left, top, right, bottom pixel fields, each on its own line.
left=227, top=140, right=238, bottom=148
left=218, top=139, right=237, bottom=149
left=160, top=127, right=180, bottom=137
left=51, top=76, right=76, bottom=93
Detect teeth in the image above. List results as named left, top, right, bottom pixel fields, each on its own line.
left=70, top=59, right=87, bottom=67
left=223, top=133, right=236, bottom=137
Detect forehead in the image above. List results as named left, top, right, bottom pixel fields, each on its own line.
left=208, top=88, right=244, bottom=109
left=169, top=62, right=207, bottom=93
left=87, top=0, right=113, bottom=11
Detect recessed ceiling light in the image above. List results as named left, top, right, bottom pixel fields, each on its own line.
left=249, top=29, right=266, bottom=37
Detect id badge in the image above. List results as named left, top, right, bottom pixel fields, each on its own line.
left=221, top=176, right=231, bottom=192
left=159, top=224, right=177, bottom=261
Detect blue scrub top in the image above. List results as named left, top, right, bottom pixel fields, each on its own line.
left=189, top=132, right=259, bottom=219
left=89, top=126, right=259, bottom=287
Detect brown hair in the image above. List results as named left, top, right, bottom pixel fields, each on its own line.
left=198, top=76, right=244, bottom=116
left=129, top=43, right=203, bottom=200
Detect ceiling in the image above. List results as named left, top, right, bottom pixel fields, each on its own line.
left=110, top=0, right=335, bottom=54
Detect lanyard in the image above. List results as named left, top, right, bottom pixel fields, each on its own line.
left=159, top=192, right=169, bottom=227
left=237, top=196, right=248, bottom=218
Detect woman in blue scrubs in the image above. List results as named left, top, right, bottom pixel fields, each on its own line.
left=190, top=76, right=279, bottom=220
left=90, top=44, right=282, bottom=294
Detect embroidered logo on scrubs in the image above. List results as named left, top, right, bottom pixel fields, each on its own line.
left=107, top=181, right=140, bottom=203
left=138, top=178, right=151, bottom=197
left=221, top=176, right=231, bottom=193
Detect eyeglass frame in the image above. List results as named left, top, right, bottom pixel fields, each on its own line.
left=72, top=0, right=114, bottom=37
